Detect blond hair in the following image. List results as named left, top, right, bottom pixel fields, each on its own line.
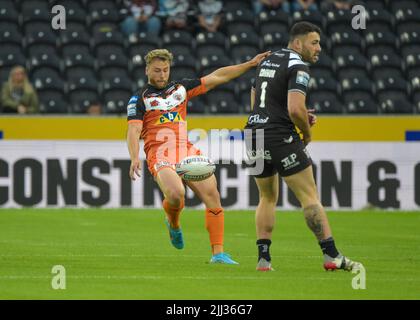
left=145, top=49, right=173, bottom=66
left=8, top=65, right=35, bottom=94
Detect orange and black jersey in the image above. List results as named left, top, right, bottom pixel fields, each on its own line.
left=127, top=78, right=207, bottom=155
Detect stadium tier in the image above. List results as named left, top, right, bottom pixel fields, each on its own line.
left=0, top=0, right=420, bottom=114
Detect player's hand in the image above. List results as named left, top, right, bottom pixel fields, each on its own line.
left=249, top=51, right=271, bottom=67
left=129, top=159, right=141, bottom=181
left=308, top=109, right=317, bottom=127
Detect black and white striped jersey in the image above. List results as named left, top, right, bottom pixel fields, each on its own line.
left=245, top=48, right=311, bottom=142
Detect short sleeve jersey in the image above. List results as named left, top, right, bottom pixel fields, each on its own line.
left=245, top=48, right=311, bottom=142
left=127, top=78, right=207, bottom=155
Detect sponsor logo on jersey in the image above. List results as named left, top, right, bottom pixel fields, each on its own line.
left=144, top=85, right=187, bottom=111
left=259, top=68, right=276, bottom=78
left=127, top=103, right=136, bottom=116
left=248, top=114, right=269, bottom=124
left=128, top=96, right=138, bottom=104
left=296, top=70, right=310, bottom=87
left=156, top=111, right=184, bottom=124
left=154, top=161, right=174, bottom=171
left=261, top=60, right=281, bottom=68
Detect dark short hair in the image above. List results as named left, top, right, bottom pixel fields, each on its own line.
left=289, top=21, right=321, bottom=42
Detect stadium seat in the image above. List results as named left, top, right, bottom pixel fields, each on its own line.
left=325, top=9, right=354, bottom=34
left=229, top=30, right=260, bottom=50
left=97, top=47, right=129, bottom=69
left=187, top=97, right=207, bottom=114
left=371, top=67, right=404, bottom=82
left=225, top=8, right=255, bottom=27
left=165, top=44, right=193, bottom=57
left=364, top=0, right=386, bottom=9
left=99, top=67, right=130, bottom=81
left=261, top=31, right=288, bottom=51
left=0, top=0, right=19, bottom=23
left=61, top=44, right=91, bottom=59
left=68, top=89, right=100, bottom=113
left=409, top=75, right=420, bottom=96
left=365, top=31, right=397, bottom=51
left=403, top=49, right=420, bottom=74
left=100, top=76, right=132, bottom=93
left=239, top=90, right=252, bottom=113
left=170, top=67, right=197, bottom=81
left=92, top=30, right=125, bottom=52
left=199, top=54, right=231, bottom=74
left=230, top=45, right=258, bottom=64
left=344, top=92, right=378, bottom=113
left=103, top=89, right=132, bottom=114
left=31, top=67, right=65, bottom=92
left=0, top=66, right=11, bottom=84
left=28, top=51, right=61, bottom=73
left=24, top=22, right=57, bottom=47
left=59, top=28, right=91, bottom=47
left=129, top=43, right=156, bottom=61
left=390, top=0, right=419, bottom=11
left=258, top=9, right=289, bottom=28
left=310, top=67, right=334, bottom=80
left=223, top=0, right=252, bottom=11
left=366, top=8, right=393, bottom=31
left=22, top=2, right=52, bottom=25
left=38, top=90, right=68, bottom=114
left=0, top=45, right=25, bottom=68
left=63, top=50, right=95, bottom=69
left=0, top=26, right=22, bottom=47
left=334, top=52, right=368, bottom=73
left=66, top=67, right=98, bottom=92
left=196, top=45, right=226, bottom=61
left=413, top=92, right=420, bottom=113
left=378, top=91, right=413, bottom=113
left=162, top=30, right=194, bottom=47
left=369, top=49, right=402, bottom=73
left=330, top=29, right=363, bottom=47
left=88, top=0, right=120, bottom=25
left=226, top=22, right=256, bottom=38
left=196, top=32, right=226, bottom=49
left=398, top=23, right=420, bottom=49
left=307, top=91, right=344, bottom=114
left=172, top=53, right=196, bottom=70
left=292, top=10, right=323, bottom=26
left=206, top=90, right=241, bottom=114
left=135, top=32, right=160, bottom=47
left=309, top=75, right=337, bottom=93
left=331, top=45, right=362, bottom=58
left=131, top=67, right=147, bottom=88
left=235, top=69, right=255, bottom=94
left=339, top=74, right=373, bottom=96
left=62, top=0, right=88, bottom=24
left=374, top=75, right=408, bottom=95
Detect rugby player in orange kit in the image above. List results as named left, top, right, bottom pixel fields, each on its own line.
left=126, top=49, right=270, bottom=264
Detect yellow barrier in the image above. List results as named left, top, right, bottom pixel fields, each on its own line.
left=0, top=115, right=419, bottom=141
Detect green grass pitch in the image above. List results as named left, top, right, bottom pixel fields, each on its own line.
left=0, top=208, right=419, bottom=299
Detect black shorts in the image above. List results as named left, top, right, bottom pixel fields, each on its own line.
left=245, top=137, right=312, bottom=178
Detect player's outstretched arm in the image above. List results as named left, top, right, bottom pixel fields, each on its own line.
left=202, top=51, right=271, bottom=91
left=127, top=122, right=143, bottom=180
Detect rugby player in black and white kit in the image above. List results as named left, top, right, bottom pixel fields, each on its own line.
left=245, top=22, right=362, bottom=272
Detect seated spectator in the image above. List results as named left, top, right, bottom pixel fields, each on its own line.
left=121, top=0, right=161, bottom=40
left=292, top=0, right=318, bottom=12
left=86, top=101, right=102, bottom=115
left=1, top=66, right=39, bottom=114
left=197, top=0, right=223, bottom=33
left=253, top=0, right=291, bottom=14
left=159, top=0, right=190, bottom=30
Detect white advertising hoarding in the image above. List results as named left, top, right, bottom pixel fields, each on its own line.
left=0, top=140, right=419, bottom=210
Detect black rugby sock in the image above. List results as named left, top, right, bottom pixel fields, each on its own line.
left=319, top=237, right=340, bottom=258
left=257, top=239, right=272, bottom=262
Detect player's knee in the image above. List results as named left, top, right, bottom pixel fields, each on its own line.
left=259, top=190, right=278, bottom=203
left=167, top=188, right=185, bottom=204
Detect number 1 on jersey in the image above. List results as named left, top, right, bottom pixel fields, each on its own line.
left=259, top=81, right=268, bottom=108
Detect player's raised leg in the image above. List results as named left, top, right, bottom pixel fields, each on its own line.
left=186, top=175, right=238, bottom=264
left=283, top=165, right=361, bottom=271
left=156, top=167, right=186, bottom=249
left=254, top=174, right=279, bottom=271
